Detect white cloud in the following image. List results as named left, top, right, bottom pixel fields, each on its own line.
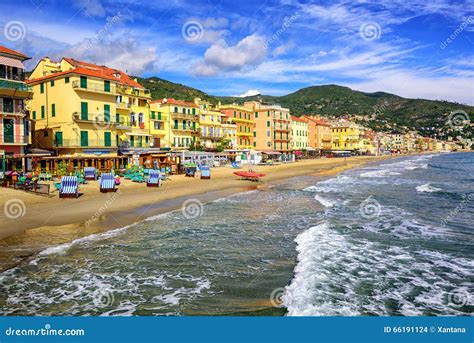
left=72, top=0, right=107, bottom=17
left=235, top=89, right=261, bottom=97
left=193, top=34, right=268, bottom=76
left=272, top=41, right=295, bottom=57
left=63, top=38, right=158, bottom=75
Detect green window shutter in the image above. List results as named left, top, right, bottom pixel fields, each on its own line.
left=80, top=131, right=88, bottom=147
left=81, top=102, right=88, bottom=120
left=145, top=136, right=149, bottom=144
left=41, top=106, right=45, bottom=119
left=104, top=104, right=110, bottom=122
left=151, top=111, right=155, bottom=119
left=50, top=80, right=55, bottom=87
left=3, top=119, right=14, bottom=143
left=192, top=108, right=196, bottom=115
left=253, top=142, right=256, bottom=147
left=158, top=112, right=161, bottom=120
left=40, top=83, right=44, bottom=93
left=104, top=132, right=111, bottom=147
left=80, top=76, right=87, bottom=89
left=253, top=132, right=256, bottom=137
left=32, top=111, right=36, bottom=119
left=55, top=132, right=63, bottom=146
left=267, top=121, right=270, bottom=127
left=130, top=136, right=134, bottom=147
left=51, top=104, right=56, bottom=117
left=65, top=77, right=70, bottom=84
left=116, top=113, right=120, bottom=123
left=104, top=80, right=110, bottom=92
left=267, top=111, right=270, bottom=116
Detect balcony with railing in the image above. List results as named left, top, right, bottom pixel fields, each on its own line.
left=116, top=85, right=151, bottom=99
left=53, top=139, right=117, bottom=148
left=72, top=113, right=117, bottom=126
left=172, top=124, right=198, bottom=133
left=116, top=102, right=131, bottom=109
left=0, top=79, right=32, bottom=94
left=72, top=80, right=116, bottom=95
left=200, top=130, right=224, bottom=141
left=172, top=111, right=196, bottom=120
left=0, top=134, right=29, bottom=145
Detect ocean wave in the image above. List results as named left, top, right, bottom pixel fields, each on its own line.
left=314, top=195, right=336, bottom=208
left=416, top=183, right=442, bottom=193
left=283, top=222, right=472, bottom=316
left=360, top=170, right=401, bottom=178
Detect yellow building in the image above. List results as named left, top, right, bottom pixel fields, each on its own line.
left=218, top=104, right=254, bottom=149
left=290, top=116, right=308, bottom=150
left=152, top=98, right=199, bottom=150
left=195, top=98, right=224, bottom=150
left=149, top=100, right=170, bottom=148
left=331, top=121, right=362, bottom=152
left=27, top=57, right=151, bottom=161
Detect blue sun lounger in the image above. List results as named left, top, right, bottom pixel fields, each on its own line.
left=84, top=167, right=96, bottom=180
left=147, top=170, right=161, bottom=187
left=231, top=161, right=241, bottom=169
left=200, top=165, right=211, bottom=179
left=59, top=176, right=79, bottom=198
left=100, top=173, right=116, bottom=192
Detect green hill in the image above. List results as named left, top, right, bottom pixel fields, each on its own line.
left=138, top=78, right=473, bottom=136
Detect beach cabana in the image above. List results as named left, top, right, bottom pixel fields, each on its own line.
left=200, top=165, right=211, bottom=179
left=147, top=170, right=161, bottom=187
left=100, top=173, right=116, bottom=193
left=59, top=176, right=79, bottom=198
left=84, top=167, right=97, bottom=180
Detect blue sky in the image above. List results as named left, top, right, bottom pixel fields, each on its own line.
left=0, top=0, right=473, bottom=104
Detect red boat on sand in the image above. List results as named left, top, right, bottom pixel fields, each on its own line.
left=233, top=171, right=266, bottom=182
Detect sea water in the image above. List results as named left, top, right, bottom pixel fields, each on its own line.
left=0, top=153, right=472, bottom=316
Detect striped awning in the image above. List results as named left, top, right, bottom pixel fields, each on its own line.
left=0, top=56, right=24, bottom=69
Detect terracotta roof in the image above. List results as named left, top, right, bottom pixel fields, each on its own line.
left=302, top=116, right=330, bottom=126
left=291, top=115, right=306, bottom=123
left=151, top=98, right=198, bottom=108
left=27, top=57, right=144, bottom=89
left=0, top=45, right=29, bottom=60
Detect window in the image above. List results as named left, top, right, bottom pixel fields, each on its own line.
left=65, top=77, right=70, bottom=84
left=80, top=131, right=88, bottom=147
left=32, top=111, right=36, bottom=120
left=174, top=107, right=178, bottom=113
left=267, top=121, right=270, bottom=127
left=158, top=112, right=162, bottom=120
left=55, top=132, right=63, bottom=146
left=154, top=121, right=161, bottom=130
left=267, top=111, right=270, bottom=116
left=192, top=108, right=196, bottom=115
left=80, top=76, right=87, bottom=89
left=51, top=103, right=56, bottom=117
left=182, top=108, right=186, bottom=114
left=104, top=80, right=110, bottom=92
left=104, top=104, right=110, bottom=122
left=104, top=132, right=111, bottom=147
left=253, top=132, right=256, bottom=137
left=151, top=111, right=155, bottom=119
left=41, top=105, right=45, bottom=119
left=3, top=119, right=14, bottom=143
left=40, top=83, right=44, bottom=94
left=81, top=102, right=88, bottom=120
left=50, top=80, right=55, bottom=87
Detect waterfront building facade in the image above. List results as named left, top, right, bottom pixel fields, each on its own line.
left=290, top=115, right=308, bottom=150
left=219, top=104, right=254, bottom=150
left=0, top=46, right=33, bottom=171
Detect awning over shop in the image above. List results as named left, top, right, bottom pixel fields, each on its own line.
left=0, top=56, right=25, bottom=69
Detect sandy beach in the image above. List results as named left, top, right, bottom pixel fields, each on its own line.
left=0, top=156, right=393, bottom=271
